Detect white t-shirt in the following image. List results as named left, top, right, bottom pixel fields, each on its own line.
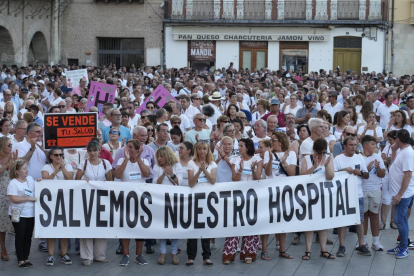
left=78, top=159, right=112, bottom=181
left=152, top=163, right=183, bottom=185
left=230, top=155, right=262, bottom=181
left=251, top=135, right=270, bottom=149
left=302, top=154, right=330, bottom=175
left=187, top=160, right=217, bottom=184
left=41, top=164, right=73, bottom=180
left=284, top=105, right=301, bottom=117
left=116, top=158, right=150, bottom=182
left=389, top=124, right=413, bottom=135
left=357, top=125, right=383, bottom=140
left=179, top=114, right=191, bottom=132
left=180, top=161, right=192, bottom=186
left=7, top=176, right=36, bottom=217
left=361, top=153, right=386, bottom=191
left=389, top=146, right=414, bottom=198
left=183, top=105, right=200, bottom=127
left=334, top=154, right=368, bottom=198
left=376, top=104, right=399, bottom=129
left=102, top=142, right=122, bottom=159
left=323, top=102, right=345, bottom=119
left=268, top=151, right=297, bottom=178
left=16, top=139, right=47, bottom=179
left=216, top=156, right=234, bottom=183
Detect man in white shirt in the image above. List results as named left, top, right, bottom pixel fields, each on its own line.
left=334, top=136, right=370, bottom=257
left=386, top=129, right=414, bottom=258
left=180, top=95, right=200, bottom=128
left=179, top=79, right=192, bottom=95
left=323, top=90, right=344, bottom=119
left=127, top=102, right=140, bottom=127
left=11, top=120, right=27, bottom=151
left=143, top=66, right=154, bottom=80
left=251, top=119, right=270, bottom=148
left=366, top=91, right=382, bottom=113
left=376, top=92, right=399, bottom=130
left=185, top=113, right=211, bottom=145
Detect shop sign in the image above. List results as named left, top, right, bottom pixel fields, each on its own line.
left=188, top=40, right=216, bottom=62
left=174, top=34, right=329, bottom=42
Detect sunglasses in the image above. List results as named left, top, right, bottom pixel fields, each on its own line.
left=57, top=105, right=66, bottom=108
left=7, top=143, right=12, bottom=148
left=53, top=153, right=64, bottom=157
left=237, top=117, right=247, bottom=120
left=128, top=107, right=133, bottom=109
left=198, top=118, right=206, bottom=122
left=172, top=121, right=180, bottom=125
left=315, top=151, right=327, bottom=155
left=109, top=130, right=120, bottom=135
left=147, top=129, right=154, bottom=132
left=345, top=132, right=357, bottom=137
left=192, top=98, right=200, bottom=100
left=328, top=95, right=335, bottom=98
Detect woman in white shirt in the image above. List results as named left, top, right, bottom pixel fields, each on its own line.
left=333, top=110, right=351, bottom=141
left=251, top=99, right=269, bottom=124
left=178, top=141, right=194, bottom=187
left=41, top=146, right=74, bottom=266
left=7, top=159, right=39, bottom=268
left=114, top=140, right=150, bottom=266
left=270, top=132, right=296, bottom=260
left=152, top=146, right=182, bottom=265
left=0, top=118, right=12, bottom=138
left=357, top=112, right=383, bottom=144
left=300, top=138, right=335, bottom=261
left=223, top=138, right=262, bottom=264
left=383, top=110, right=412, bottom=140
left=102, top=127, right=122, bottom=159
left=76, top=141, right=112, bottom=266
left=215, top=136, right=234, bottom=183
left=186, top=141, right=216, bottom=266
left=283, top=94, right=300, bottom=116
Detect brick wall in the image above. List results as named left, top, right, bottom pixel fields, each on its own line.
left=60, top=0, right=164, bottom=66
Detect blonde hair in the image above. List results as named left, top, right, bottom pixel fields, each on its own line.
left=259, top=139, right=271, bottom=148
left=193, top=141, right=214, bottom=164
left=9, top=159, right=27, bottom=179
left=155, top=146, right=178, bottom=166
left=221, top=136, right=234, bottom=147
left=0, top=136, right=10, bottom=156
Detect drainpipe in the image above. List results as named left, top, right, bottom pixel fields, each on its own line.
left=390, top=0, right=394, bottom=72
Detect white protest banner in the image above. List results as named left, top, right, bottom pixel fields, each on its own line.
left=34, top=172, right=360, bottom=239
left=66, top=69, right=89, bottom=89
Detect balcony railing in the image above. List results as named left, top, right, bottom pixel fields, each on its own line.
left=165, top=0, right=387, bottom=22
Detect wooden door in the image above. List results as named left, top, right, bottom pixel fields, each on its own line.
left=333, top=48, right=361, bottom=74
left=239, top=42, right=268, bottom=71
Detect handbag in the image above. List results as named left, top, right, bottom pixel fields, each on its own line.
left=11, top=203, right=25, bottom=223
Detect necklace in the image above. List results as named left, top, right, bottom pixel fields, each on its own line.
left=89, top=159, right=100, bottom=180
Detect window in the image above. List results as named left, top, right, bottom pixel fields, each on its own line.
left=279, top=42, right=308, bottom=73
left=97, top=38, right=144, bottom=68
left=67, top=59, right=79, bottom=66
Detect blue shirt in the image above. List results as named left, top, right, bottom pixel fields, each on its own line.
left=60, top=85, right=72, bottom=94
left=11, top=94, right=20, bottom=111
left=102, top=125, right=132, bottom=144
left=34, top=116, right=44, bottom=127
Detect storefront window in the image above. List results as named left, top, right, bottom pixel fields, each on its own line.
left=281, top=49, right=308, bottom=72
left=279, top=42, right=309, bottom=73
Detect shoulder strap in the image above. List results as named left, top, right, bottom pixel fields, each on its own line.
left=101, top=158, right=107, bottom=170
left=273, top=152, right=288, bottom=176
left=310, top=155, right=314, bottom=165
left=83, top=159, right=87, bottom=172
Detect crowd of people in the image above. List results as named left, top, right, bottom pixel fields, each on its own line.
left=0, top=63, right=414, bottom=268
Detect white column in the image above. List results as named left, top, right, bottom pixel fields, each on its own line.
left=214, top=0, right=221, bottom=19
left=277, top=0, right=285, bottom=20
left=359, top=0, right=366, bottom=20
left=306, top=0, right=313, bottom=20
left=368, top=0, right=382, bottom=20
left=171, top=0, right=184, bottom=18
left=330, top=0, right=337, bottom=20
left=265, top=0, right=272, bottom=20
left=315, top=0, right=328, bottom=20
left=236, top=0, right=244, bottom=19
left=186, top=0, right=193, bottom=19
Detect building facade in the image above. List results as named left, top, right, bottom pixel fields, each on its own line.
left=0, top=0, right=164, bottom=67
left=164, top=0, right=388, bottom=73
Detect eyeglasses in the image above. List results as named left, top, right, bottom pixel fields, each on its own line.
left=128, top=107, right=133, bottom=109
left=109, top=130, right=120, bottom=135
left=33, top=130, right=42, bottom=134
left=57, top=105, right=66, bottom=108
left=328, top=95, right=335, bottom=98
left=221, top=120, right=230, bottom=123
left=53, top=153, right=64, bottom=157
left=172, top=121, right=180, bottom=125
left=192, top=98, right=200, bottom=100
left=345, top=132, right=357, bottom=137
left=141, top=116, right=148, bottom=119
left=237, top=117, right=247, bottom=120
left=198, top=118, right=206, bottom=122
left=315, top=151, right=327, bottom=155
left=147, top=128, right=154, bottom=132
left=227, top=129, right=235, bottom=133
left=7, top=143, right=12, bottom=148
left=271, top=139, right=279, bottom=142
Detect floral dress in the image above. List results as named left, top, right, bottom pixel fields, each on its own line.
left=0, top=165, right=14, bottom=232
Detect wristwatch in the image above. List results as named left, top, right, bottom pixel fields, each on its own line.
left=359, top=171, right=364, bottom=176
left=171, top=174, right=177, bottom=180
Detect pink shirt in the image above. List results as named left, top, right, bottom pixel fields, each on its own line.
left=71, top=86, right=82, bottom=96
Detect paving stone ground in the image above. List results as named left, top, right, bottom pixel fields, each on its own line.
left=1, top=218, right=412, bottom=276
